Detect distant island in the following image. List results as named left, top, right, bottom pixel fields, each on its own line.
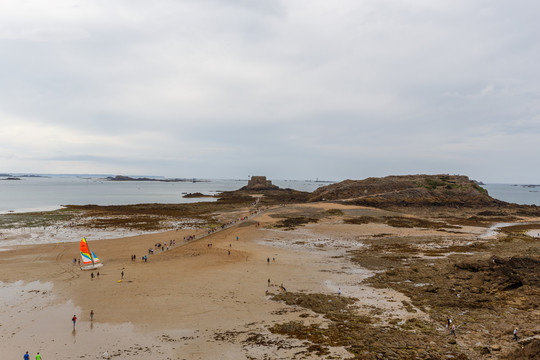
left=105, top=175, right=208, bottom=183
left=182, top=192, right=215, bottom=198
left=0, top=174, right=48, bottom=178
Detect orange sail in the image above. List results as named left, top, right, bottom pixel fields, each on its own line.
left=79, top=237, right=103, bottom=270
left=80, top=237, right=93, bottom=265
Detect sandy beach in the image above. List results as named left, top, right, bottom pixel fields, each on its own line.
left=1, top=200, right=540, bottom=359
left=1, top=203, right=354, bottom=359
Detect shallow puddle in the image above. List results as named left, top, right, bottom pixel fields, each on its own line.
left=0, top=280, right=187, bottom=359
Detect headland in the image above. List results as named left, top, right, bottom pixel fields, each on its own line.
left=1, top=174, right=540, bottom=359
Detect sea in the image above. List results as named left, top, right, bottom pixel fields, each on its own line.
left=480, top=183, right=540, bottom=206
left=1, top=176, right=539, bottom=248
left=0, top=175, right=539, bottom=214
left=0, top=175, right=332, bottom=214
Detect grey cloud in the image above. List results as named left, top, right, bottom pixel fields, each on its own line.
left=1, top=0, right=540, bottom=182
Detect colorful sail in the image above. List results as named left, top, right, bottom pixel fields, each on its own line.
left=80, top=237, right=93, bottom=265
left=79, top=237, right=103, bottom=270
left=91, top=250, right=100, bottom=264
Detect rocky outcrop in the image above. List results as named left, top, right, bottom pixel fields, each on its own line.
left=308, top=174, right=505, bottom=208
left=219, top=176, right=309, bottom=204
left=182, top=192, right=214, bottom=198
left=504, top=338, right=540, bottom=359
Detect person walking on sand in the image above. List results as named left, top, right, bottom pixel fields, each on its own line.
left=90, top=310, right=94, bottom=321
left=121, top=271, right=124, bottom=279
left=35, top=352, right=41, bottom=360
left=24, top=351, right=30, bottom=360
left=72, top=315, right=77, bottom=328
left=514, top=328, right=519, bottom=341
left=450, top=323, right=456, bottom=336
left=268, top=278, right=271, bottom=287
left=91, top=272, right=94, bottom=280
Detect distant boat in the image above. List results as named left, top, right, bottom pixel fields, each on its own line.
left=80, top=237, right=103, bottom=270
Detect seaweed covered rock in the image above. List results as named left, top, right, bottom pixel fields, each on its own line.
left=309, top=174, right=503, bottom=208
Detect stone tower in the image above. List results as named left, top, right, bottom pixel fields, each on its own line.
left=246, top=176, right=277, bottom=190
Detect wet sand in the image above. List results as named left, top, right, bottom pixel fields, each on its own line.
left=0, top=202, right=526, bottom=359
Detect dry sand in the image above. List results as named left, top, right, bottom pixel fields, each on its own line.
left=0, top=203, right=502, bottom=359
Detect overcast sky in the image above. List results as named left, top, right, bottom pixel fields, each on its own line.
left=1, top=0, right=539, bottom=183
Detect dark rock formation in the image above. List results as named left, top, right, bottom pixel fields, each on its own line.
left=308, top=174, right=504, bottom=208
left=183, top=192, right=214, bottom=198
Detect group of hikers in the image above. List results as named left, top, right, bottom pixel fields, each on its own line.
left=265, top=278, right=287, bottom=295
left=447, top=316, right=519, bottom=341
left=23, top=351, right=41, bottom=360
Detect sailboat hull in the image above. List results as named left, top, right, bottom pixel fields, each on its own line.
left=80, top=263, right=103, bottom=271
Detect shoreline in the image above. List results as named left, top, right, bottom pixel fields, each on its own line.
left=2, top=202, right=540, bottom=359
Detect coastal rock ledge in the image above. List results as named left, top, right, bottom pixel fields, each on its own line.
left=308, top=174, right=503, bottom=208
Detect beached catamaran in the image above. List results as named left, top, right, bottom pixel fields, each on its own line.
left=80, top=237, right=103, bottom=270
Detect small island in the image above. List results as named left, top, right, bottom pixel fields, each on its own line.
left=182, top=192, right=215, bottom=198
left=105, top=175, right=207, bottom=183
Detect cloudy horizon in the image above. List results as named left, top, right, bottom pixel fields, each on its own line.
left=1, top=0, right=539, bottom=183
